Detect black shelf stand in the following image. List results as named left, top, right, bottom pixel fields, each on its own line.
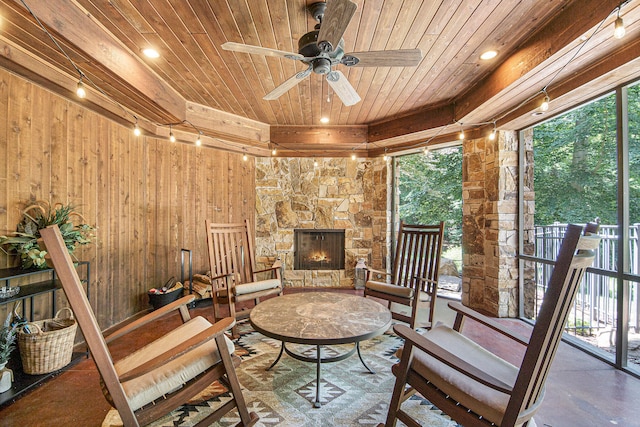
left=0, top=262, right=90, bottom=407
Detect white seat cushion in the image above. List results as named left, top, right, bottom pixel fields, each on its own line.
left=234, top=278, right=280, bottom=296
left=113, top=316, right=235, bottom=411
left=365, top=280, right=414, bottom=299
left=408, top=324, right=523, bottom=426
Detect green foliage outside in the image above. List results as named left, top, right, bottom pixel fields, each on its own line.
left=395, top=83, right=638, bottom=267
left=533, top=85, right=640, bottom=226
left=396, top=147, right=463, bottom=249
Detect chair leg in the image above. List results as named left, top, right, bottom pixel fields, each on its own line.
left=216, top=334, right=258, bottom=427
left=383, top=341, right=416, bottom=427
left=228, top=300, right=239, bottom=339
left=212, top=294, right=223, bottom=322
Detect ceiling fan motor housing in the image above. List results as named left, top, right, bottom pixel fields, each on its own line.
left=298, top=30, right=322, bottom=57
left=299, top=30, right=345, bottom=75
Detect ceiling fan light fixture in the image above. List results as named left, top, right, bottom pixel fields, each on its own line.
left=480, top=50, right=497, bottom=60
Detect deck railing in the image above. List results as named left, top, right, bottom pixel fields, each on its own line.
left=534, top=223, right=640, bottom=335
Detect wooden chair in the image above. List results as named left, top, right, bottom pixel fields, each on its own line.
left=206, top=219, right=282, bottom=337
left=381, top=223, right=600, bottom=427
left=39, top=225, right=258, bottom=427
left=364, top=221, right=444, bottom=329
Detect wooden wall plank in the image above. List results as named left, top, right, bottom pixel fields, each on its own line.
left=0, top=69, right=256, bottom=329
left=0, top=71, right=9, bottom=269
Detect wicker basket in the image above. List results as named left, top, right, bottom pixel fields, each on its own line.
left=18, top=307, right=77, bottom=375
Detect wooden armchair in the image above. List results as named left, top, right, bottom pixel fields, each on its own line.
left=380, top=223, right=600, bottom=427
left=364, top=221, right=444, bottom=329
left=39, top=225, right=258, bottom=427
left=206, top=219, right=282, bottom=337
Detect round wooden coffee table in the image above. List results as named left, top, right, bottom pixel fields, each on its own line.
left=249, top=291, right=392, bottom=407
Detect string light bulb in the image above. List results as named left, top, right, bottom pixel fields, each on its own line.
left=272, top=147, right=277, bottom=156
left=423, top=146, right=429, bottom=154
left=195, top=132, right=202, bottom=146
left=314, top=158, right=318, bottom=167
left=76, top=77, right=86, bottom=99
left=540, top=91, right=550, bottom=112
left=383, top=149, right=389, bottom=161
left=169, top=125, right=176, bottom=142
left=458, top=124, right=465, bottom=141
left=540, top=99, right=549, bottom=111
left=614, top=15, right=625, bottom=39
left=133, top=123, right=141, bottom=137
left=243, top=152, right=248, bottom=161
left=351, top=149, right=356, bottom=160
left=489, top=122, right=497, bottom=140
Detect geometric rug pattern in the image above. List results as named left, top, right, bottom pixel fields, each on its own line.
left=106, top=320, right=461, bottom=427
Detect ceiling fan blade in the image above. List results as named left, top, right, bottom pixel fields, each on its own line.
left=326, top=71, right=361, bottom=106
left=263, top=68, right=312, bottom=100
left=317, top=0, right=357, bottom=52
left=342, top=49, right=423, bottom=67
left=222, top=42, right=303, bottom=61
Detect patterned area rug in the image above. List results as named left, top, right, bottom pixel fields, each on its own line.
left=103, top=321, right=460, bottom=427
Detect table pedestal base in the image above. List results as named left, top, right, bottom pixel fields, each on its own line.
left=266, top=341, right=375, bottom=407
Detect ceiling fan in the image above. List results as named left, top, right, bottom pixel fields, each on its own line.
left=222, top=0, right=422, bottom=106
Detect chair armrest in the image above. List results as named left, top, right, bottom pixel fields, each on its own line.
left=209, top=271, right=234, bottom=282
left=105, top=295, right=196, bottom=344
left=414, top=276, right=437, bottom=285
left=367, top=268, right=390, bottom=279
left=394, top=324, right=513, bottom=394
left=119, top=317, right=236, bottom=382
left=253, top=265, right=280, bottom=275
left=448, top=301, right=529, bottom=346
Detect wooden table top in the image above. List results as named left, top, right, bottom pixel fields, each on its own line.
left=249, top=292, right=392, bottom=345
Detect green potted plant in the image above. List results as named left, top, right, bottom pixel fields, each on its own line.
left=0, top=200, right=95, bottom=269
left=0, top=312, right=17, bottom=393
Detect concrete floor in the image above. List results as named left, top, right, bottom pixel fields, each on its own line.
left=1, top=290, right=639, bottom=426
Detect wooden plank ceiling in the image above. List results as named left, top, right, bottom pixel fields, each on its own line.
left=0, top=0, right=639, bottom=157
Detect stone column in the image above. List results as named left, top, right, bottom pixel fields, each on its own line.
left=462, top=131, right=520, bottom=317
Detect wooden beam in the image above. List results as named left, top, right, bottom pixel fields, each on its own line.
left=14, top=0, right=188, bottom=121
left=367, top=103, right=455, bottom=143
left=0, top=35, right=160, bottom=129
left=367, top=0, right=622, bottom=146
left=270, top=125, right=368, bottom=147
left=186, top=102, right=270, bottom=145
left=455, top=0, right=622, bottom=121
left=499, top=35, right=640, bottom=130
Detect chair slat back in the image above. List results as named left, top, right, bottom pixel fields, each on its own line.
left=39, top=225, right=138, bottom=426
left=392, top=222, right=444, bottom=293
left=505, top=224, right=600, bottom=425
left=206, top=220, right=256, bottom=287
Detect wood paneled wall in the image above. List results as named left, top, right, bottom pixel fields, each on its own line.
left=0, top=68, right=255, bottom=329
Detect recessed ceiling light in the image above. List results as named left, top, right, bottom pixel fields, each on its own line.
left=320, top=117, right=330, bottom=124
left=480, top=50, right=498, bottom=60
left=142, top=48, right=160, bottom=58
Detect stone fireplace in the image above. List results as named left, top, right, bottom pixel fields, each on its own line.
left=294, top=229, right=345, bottom=270
left=254, top=157, right=389, bottom=288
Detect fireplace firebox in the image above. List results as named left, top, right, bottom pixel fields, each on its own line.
left=294, top=229, right=345, bottom=270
